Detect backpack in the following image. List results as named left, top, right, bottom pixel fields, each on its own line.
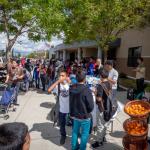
left=127, top=88, right=136, bottom=100
left=101, top=83, right=113, bottom=122
left=49, top=83, right=60, bottom=126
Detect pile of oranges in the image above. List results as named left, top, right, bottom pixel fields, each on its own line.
left=126, top=104, right=148, bottom=115
left=126, top=121, right=146, bottom=135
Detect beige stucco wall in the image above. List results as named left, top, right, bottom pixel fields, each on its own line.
left=117, top=27, right=150, bottom=58
left=116, top=27, right=150, bottom=80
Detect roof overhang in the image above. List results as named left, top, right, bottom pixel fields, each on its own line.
left=52, top=40, right=98, bottom=51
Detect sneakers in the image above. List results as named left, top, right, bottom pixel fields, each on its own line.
left=91, top=141, right=102, bottom=148
left=13, top=103, right=20, bottom=106
left=91, top=137, right=106, bottom=148
left=60, top=136, right=66, bottom=145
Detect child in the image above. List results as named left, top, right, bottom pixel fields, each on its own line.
left=48, top=70, right=71, bottom=145
left=70, top=71, right=94, bottom=150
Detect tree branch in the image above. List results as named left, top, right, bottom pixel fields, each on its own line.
left=2, top=8, right=10, bottom=43
left=9, top=23, right=27, bottom=48
left=9, top=17, right=36, bottom=49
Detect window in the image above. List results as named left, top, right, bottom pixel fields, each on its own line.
left=127, top=46, right=142, bottom=67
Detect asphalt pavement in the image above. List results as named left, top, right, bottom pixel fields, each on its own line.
left=0, top=89, right=149, bottom=150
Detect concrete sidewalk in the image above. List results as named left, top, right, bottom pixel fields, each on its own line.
left=0, top=89, right=149, bottom=150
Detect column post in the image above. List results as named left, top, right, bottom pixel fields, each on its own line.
left=77, top=48, right=81, bottom=61
left=56, top=51, right=59, bottom=59
left=63, top=49, right=66, bottom=61
left=97, top=46, right=102, bottom=59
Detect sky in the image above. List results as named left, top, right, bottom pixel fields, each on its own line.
left=0, top=33, right=63, bottom=54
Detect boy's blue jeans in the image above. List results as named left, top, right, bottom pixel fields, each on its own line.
left=72, top=119, right=91, bottom=150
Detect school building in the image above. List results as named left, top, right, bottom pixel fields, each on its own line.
left=51, top=27, right=150, bottom=80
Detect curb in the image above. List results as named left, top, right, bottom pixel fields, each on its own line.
left=119, top=85, right=128, bottom=91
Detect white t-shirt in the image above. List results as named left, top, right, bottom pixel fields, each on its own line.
left=108, top=68, right=118, bottom=90
left=54, top=83, right=70, bottom=113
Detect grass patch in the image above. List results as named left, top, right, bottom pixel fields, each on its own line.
left=119, top=78, right=150, bottom=93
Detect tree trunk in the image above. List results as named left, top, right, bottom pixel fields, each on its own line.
left=6, top=45, right=12, bottom=60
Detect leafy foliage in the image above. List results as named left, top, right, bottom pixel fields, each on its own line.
left=27, top=52, right=36, bottom=58
left=61, top=0, right=149, bottom=54
left=0, top=0, right=64, bottom=58
left=0, top=0, right=150, bottom=59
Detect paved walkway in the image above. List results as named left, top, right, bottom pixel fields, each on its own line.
left=0, top=89, right=149, bottom=150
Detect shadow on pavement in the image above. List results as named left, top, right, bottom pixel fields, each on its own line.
left=90, top=142, right=123, bottom=150
left=109, top=131, right=125, bottom=138
left=29, top=122, right=124, bottom=150
left=89, top=133, right=123, bottom=150
left=18, top=91, right=26, bottom=96
left=29, top=122, right=71, bottom=149
left=29, top=88, right=48, bottom=94
left=40, top=102, right=55, bottom=109
left=36, top=90, right=48, bottom=94
left=116, top=91, right=128, bottom=105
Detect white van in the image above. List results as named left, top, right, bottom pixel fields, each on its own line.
left=0, top=57, right=6, bottom=68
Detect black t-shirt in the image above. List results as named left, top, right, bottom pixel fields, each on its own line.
left=25, top=62, right=32, bottom=72
left=97, top=81, right=111, bottom=109
left=94, top=65, right=103, bottom=77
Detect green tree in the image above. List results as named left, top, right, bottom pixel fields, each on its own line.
left=139, top=1, right=150, bottom=26
left=27, top=52, right=36, bottom=58
left=0, top=0, right=64, bottom=59
left=61, top=0, right=149, bottom=59
left=17, top=52, right=21, bottom=58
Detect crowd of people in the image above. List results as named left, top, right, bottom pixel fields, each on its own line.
left=0, top=56, right=148, bottom=150
left=47, top=58, right=119, bottom=150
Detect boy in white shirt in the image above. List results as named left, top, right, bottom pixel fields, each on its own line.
left=105, top=60, right=119, bottom=110
left=48, top=70, right=71, bottom=145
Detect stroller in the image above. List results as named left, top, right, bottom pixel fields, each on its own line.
left=0, top=84, right=17, bottom=120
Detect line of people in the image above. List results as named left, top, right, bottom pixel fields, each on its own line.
left=0, top=57, right=119, bottom=150
left=48, top=59, right=119, bottom=150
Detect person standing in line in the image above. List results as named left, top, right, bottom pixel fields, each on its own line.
left=39, top=64, right=47, bottom=91
left=133, top=57, right=146, bottom=99
left=7, top=58, right=13, bottom=73
left=47, top=61, right=53, bottom=86
left=48, top=70, right=71, bottom=145
left=94, top=58, right=103, bottom=77
left=69, top=67, right=77, bottom=85
left=51, top=61, right=55, bottom=83
left=87, top=57, right=94, bottom=76
left=104, top=60, right=118, bottom=110
left=33, top=64, right=40, bottom=89
left=92, top=69, right=111, bottom=148
left=21, top=57, right=26, bottom=67
left=70, top=71, right=94, bottom=150
left=5, top=60, right=24, bottom=105
left=24, top=59, right=32, bottom=74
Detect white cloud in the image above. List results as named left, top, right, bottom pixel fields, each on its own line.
left=0, top=33, right=63, bottom=52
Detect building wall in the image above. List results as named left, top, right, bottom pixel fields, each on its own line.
left=116, top=27, right=150, bottom=80
left=82, top=48, right=98, bottom=58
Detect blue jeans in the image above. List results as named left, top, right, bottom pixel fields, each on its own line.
left=72, top=119, right=91, bottom=150
left=59, top=112, right=67, bottom=137
left=11, top=82, right=20, bottom=104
